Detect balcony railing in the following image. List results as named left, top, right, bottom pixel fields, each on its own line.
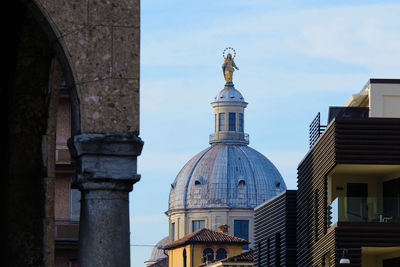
left=309, top=112, right=326, bottom=148
left=55, top=219, right=79, bottom=242
left=328, top=197, right=400, bottom=227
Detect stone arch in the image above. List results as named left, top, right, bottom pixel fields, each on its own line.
left=4, top=1, right=79, bottom=266
left=5, top=0, right=142, bottom=266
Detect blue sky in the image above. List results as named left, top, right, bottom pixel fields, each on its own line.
left=130, top=1, right=400, bottom=266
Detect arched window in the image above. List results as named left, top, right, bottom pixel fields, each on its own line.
left=216, top=248, right=227, bottom=260
left=183, top=249, right=187, bottom=267
left=238, top=179, right=246, bottom=187
left=203, top=248, right=214, bottom=263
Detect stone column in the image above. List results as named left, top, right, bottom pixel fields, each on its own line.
left=68, top=133, right=143, bottom=267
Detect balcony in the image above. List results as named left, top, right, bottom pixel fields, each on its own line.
left=328, top=197, right=400, bottom=227
left=55, top=219, right=79, bottom=244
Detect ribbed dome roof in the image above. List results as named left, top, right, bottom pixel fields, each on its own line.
left=214, top=83, right=246, bottom=103
left=145, top=236, right=169, bottom=263
left=168, top=144, right=286, bottom=211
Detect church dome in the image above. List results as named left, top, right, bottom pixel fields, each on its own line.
left=144, top=236, right=169, bottom=266
left=168, top=143, right=286, bottom=211
left=214, top=83, right=246, bottom=103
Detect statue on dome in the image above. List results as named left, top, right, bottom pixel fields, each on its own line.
left=222, top=47, right=239, bottom=83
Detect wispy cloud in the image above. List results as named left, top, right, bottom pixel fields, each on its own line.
left=142, top=3, right=400, bottom=72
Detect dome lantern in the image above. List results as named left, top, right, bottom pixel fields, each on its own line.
left=210, top=82, right=248, bottom=145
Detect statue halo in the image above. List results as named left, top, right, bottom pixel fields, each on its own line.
left=223, top=47, right=236, bottom=59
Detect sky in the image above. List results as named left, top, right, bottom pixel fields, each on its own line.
left=130, top=1, right=400, bottom=266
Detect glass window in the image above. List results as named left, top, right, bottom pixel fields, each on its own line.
left=183, top=249, right=187, bottom=267
left=202, top=248, right=214, bottom=263
left=229, top=112, right=236, bottom=131
left=216, top=248, right=227, bottom=260
left=214, top=114, right=217, bottom=132
left=218, top=113, right=225, bottom=131
left=192, top=220, right=205, bottom=232
left=239, top=113, right=244, bottom=132
left=234, top=220, right=249, bottom=250
left=70, top=187, right=81, bottom=221
left=171, top=222, right=175, bottom=241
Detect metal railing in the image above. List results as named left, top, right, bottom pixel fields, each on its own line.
left=309, top=112, right=326, bottom=149
left=55, top=219, right=80, bottom=241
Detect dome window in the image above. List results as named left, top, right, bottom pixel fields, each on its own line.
left=171, top=182, right=176, bottom=189
left=238, top=180, right=246, bottom=187
left=275, top=181, right=281, bottom=188
left=195, top=176, right=206, bottom=186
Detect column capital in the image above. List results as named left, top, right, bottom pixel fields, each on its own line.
left=68, top=133, right=144, bottom=191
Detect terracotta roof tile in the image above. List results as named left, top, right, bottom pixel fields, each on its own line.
left=148, top=257, right=168, bottom=267
left=197, top=250, right=253, bottom=267
left=163, top=228, right=248, bottom=250
left=220, top=249, right=253, bottom=262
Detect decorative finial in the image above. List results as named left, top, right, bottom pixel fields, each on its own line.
left=222, top=47, right=239, bottom=84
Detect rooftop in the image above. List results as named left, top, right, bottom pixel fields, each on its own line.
left=198, top=250, right=254, bottom=267
left=163, top=228, right=248, bottom=250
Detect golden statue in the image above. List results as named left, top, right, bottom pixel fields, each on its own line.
left=222, top=48, right=239, bottom=83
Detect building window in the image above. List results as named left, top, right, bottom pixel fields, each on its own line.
left=322, top=253, right=330, bottom=267
left=70, top=186, right=81, bottom=221
left=214, top=114, right=217, bottom=132
left=239, top=113, right=244, bottom=132
left=192, top=220, right=205, bottom=232
left=183, top=249, right=187, bottom=267
left=234, top=220, right=249, bottom=250
left=218, top=113, right=225, bottom=131
left=203, top=248, right=214, bottom=263
left=229, top=112, right=236, bottom=131
left=275, top=233, right=281, bottom=267
left=238, top=179, right=246, bottom=188
left=171, top=222, right=175, bottom=241
left=216, top=248, right=227, bottom=260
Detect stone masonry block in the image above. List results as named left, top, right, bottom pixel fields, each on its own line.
left=88, top=0, right=140, bottom=27
left=112, top=26, right=139, bottom=79
left=78, top=78, right=139, bottom=133
left=38, top=0, right=87, bottom=37
left=62, top=25, right=112, bottom=83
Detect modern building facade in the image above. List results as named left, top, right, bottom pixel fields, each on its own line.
left=166, top=74, right=287, bottom=248
left=297, top=79, right=400, bottom=266
left=254, top=190, right=297, bottom=267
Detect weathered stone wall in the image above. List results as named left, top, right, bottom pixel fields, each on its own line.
left=36, top=0, right=140, bottom=134
left=5, top=1, right=141, bottom=266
